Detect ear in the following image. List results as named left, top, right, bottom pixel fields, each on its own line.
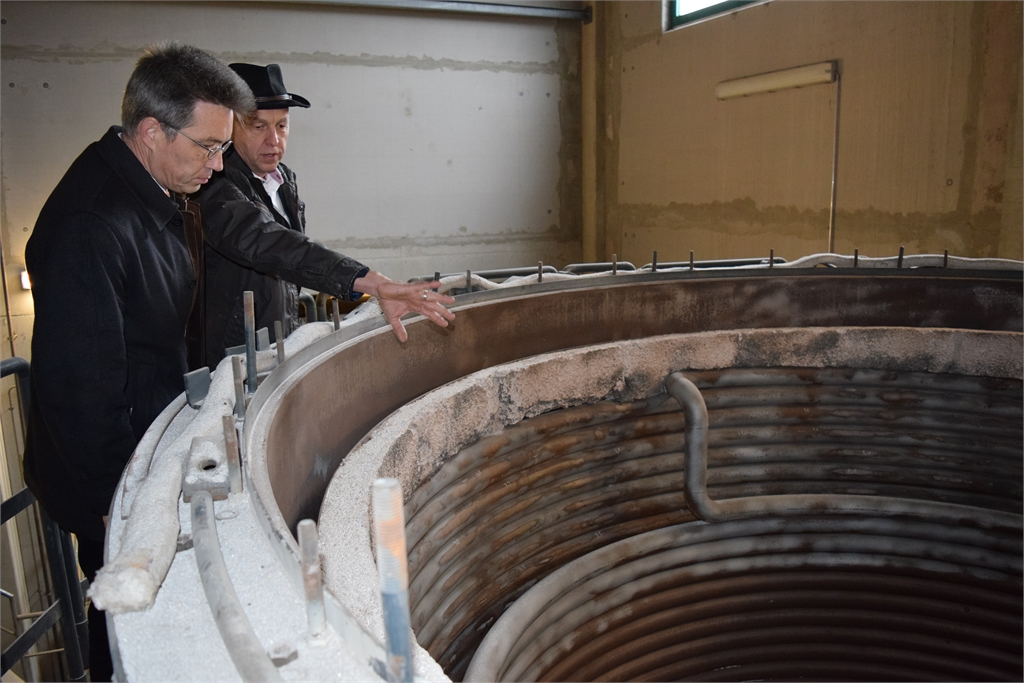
left=136, top=116, right=165, bottom=151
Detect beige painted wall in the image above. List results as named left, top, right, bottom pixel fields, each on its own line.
left=595, top=0, right=1023, bottom=265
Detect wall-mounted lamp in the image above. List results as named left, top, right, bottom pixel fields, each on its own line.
left=716, top=61, right=836, bottom=100
left=716, top=60, right=842, bottom=253
left=20, top=270, right=31, bottom=290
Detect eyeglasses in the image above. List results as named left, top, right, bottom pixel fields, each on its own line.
left=163, top=124, right=232, bottom=160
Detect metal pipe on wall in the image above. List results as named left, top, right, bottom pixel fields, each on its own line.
left=581, top=1, right=598, bottom=262
left=828, top=64, right=842, bottom=253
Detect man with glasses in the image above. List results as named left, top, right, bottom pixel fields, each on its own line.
left=197, top=63, right=455, bottom=367
left=23, top=42, right=253, bottom=681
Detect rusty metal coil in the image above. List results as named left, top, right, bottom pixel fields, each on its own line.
left=471, top=518, right=1022, bottom=682
left=406, top=368, right=1023, bottom=681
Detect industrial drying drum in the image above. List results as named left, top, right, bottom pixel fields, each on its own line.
left=95, top=253, right=1022, bottom=682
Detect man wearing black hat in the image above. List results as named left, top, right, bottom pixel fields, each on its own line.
left=196, top=63, right=454, bottom=367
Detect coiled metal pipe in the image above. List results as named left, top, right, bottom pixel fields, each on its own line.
left=467, top=517, right=1022, bottom=682
left=405, top=367, right=1022, bottom=680
left=666, top=371, right=1020, bottom=530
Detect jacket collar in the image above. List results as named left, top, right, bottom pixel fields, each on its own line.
left=223, top=149, right=296, bottom=225
left=96, top=126, right=179, bottom=231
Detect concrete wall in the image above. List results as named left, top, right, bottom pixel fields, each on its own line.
left=0, top=0, right=583, bottom=363
left=0, top=0, right=582, bottom=579
left=591, top=0, right=1023, bottom=265
left=0, top=11, right=581, bottom=666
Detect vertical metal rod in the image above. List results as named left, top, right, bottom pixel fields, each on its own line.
left=433, top=271, right=440, bottom=283
left=537, top=261, right=543, bottom=283
left=243, top=291, right=257, bottom=394
left=689, top=251, right=694, bottom=271
left=897, top=246, right=904, bottom=268
left=651, top=251, right=658, bottom=273
left=612, top=253, right=617, bottom=275
left=39, top=510, right=85, bottom=681
left=371, top=478, right=414, bottom=683
left=59, top=532, right=88, bottom=681
left=274, top=321, right=285, bottom=365
left=331, top=299, right=340, bottom=331
left=0, top=427, right=42, bottom=682
left=297, top=519, right=326, bottom=640
left=769, top=249, right=774, bottom=268
left=231, top=356, right=245, bottom=418
left=222, top=415, right=242, bottom=494
left=854, top=248, right=859, bottom=267
left=943, top=250, right=949, bottom=268
left=827, top=65, right=842, bottom=253
left=465, top=270, right=471, bottom=294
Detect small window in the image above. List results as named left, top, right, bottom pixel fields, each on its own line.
left=667, top=0, right=765, bottom=30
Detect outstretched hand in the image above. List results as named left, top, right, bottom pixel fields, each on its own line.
left=353, top=271, right=456, bottom=343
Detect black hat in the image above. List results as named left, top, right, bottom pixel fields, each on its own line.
left=229, top=63, right=310, bottom=110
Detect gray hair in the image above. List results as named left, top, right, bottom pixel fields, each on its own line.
left=121, top=42, right=255, bottom=137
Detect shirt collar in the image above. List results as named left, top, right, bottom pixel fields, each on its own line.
left=256, top=168, right=285, bottom=193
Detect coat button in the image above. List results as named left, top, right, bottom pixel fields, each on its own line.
left=189, top=280, right=196, bottom=289
left=172, top=218, right=183, bottom=226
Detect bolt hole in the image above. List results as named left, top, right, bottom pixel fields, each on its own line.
left=200, top=459, right=217, bottom=471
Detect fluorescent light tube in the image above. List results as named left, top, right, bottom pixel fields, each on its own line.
left=716, top=61, right=836, bottom=100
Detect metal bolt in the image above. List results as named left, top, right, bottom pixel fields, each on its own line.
left=243, top=291, right=257, bottom=394
left=275, top=321, right=285, bottom=365
left=372, top=479, right=414, bottom=683
left=297, top=519, right=326, bottom=640
left=231, top=356, right=245, bottom=418
left=222, top=415, right=242, bottom=494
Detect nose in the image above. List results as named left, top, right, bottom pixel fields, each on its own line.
left=267, top=128, right=280, bottom=146
left=209, top=151, right=224, bottom=172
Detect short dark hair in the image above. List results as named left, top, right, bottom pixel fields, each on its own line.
left=121, top=42, right=255, bottom=136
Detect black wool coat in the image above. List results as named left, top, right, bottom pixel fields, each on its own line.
left=24, top=127, right=198, bottom=542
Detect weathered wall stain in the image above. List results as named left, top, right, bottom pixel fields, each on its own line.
left=324, top=224, right=579, bottom=252
left=617, top=198, right=1010, bottom=259
left=0, top=45, right=564, bottom=75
